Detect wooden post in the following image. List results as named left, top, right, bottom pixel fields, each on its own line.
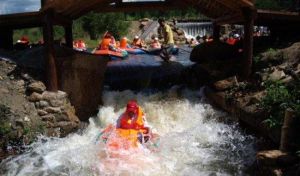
left=242, top=8, right=255, bottom=79
left=280, top=108, right=297, bottom=152
left=0, top=28, right=13, bottom=50
left=213, top=23, right=220, bottom=41
left=43, top=11, right=58, bottom=91
left=64, top=23, right=73, bottom=48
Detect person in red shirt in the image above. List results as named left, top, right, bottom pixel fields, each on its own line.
left=116, top=100, right=150, bottom=143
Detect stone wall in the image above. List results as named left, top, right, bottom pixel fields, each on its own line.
left=27, top=81, right=80, bottom=137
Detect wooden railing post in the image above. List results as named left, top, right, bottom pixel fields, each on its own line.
left=242, top=7, right=255, bottom=79
left=0, top=28, right=13, bottom=50
left=43, top=10, right=58, bottom=91
left=280, top=108, right=297, bottom=152
left=64, top=22, right=73, bottom=49
left=213, top=22, right=220, bottom=42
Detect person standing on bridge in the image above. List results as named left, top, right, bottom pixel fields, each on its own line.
left=158, top=18, right=175, bottom=62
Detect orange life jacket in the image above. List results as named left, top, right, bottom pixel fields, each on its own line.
left=100, top=38, right=111, bottom=50
left=226, top=38, right=237, bottom=45
left=120, top=38, right=128, bottom=49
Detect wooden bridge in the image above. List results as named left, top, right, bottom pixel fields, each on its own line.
left=0, top=0, right=299, bottom=119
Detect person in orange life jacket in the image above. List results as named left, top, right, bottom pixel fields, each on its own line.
left=74, top=39, right=87, bottom=51
left=150, top=37, right=161, bottom=49
left=99, top=32, right=118, bottom=51
left=116, top=100, right=150, bottom=143
left=131, top=35, right=145, bottom=49
left=120, top=37, right=131, bottom=49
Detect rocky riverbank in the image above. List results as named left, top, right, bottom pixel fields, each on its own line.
left=0, top=59, right=80, bottom=161
left=191, top=41, right=300, bottom=175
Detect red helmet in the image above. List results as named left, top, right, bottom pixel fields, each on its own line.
left=126, top=100, right=138, bottom=114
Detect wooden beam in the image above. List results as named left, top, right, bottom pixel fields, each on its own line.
left=94, top=1, right=184, bottom=13
left=65, top=0, right=109, bottom=18
left=239, top=0, right=255, bottom=8
left=43, top=11, right=58, bottom=91
left=213, top=13, right=244, bottom=25
left=0, top=12, right=43, bottom=28
left=215, top=0, right=241, bottom=12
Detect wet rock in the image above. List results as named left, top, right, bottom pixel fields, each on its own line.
left=37, top=110, right=48, bottom=116
left=63, top=106, right=79, bottom=123
left=28, top=81, right=46, bottom=93
left=213, top=76, right=238, bottom=91
left=28, top=92, right=43, bottom=102
left=44, top=107, right=61, bottom=113
left=57, top=121, right=78, bottom=137
left=46, top=127, right=60, bottom=137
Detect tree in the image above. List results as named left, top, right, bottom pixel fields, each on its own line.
left=80, top=12, right=129, bottom=40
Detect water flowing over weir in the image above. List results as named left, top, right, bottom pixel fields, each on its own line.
left=0, top=88, right=256, bottom=176
left=177, top=22, right=213, bottom=38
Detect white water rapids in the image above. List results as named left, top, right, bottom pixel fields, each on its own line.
left=0, top=88, right=256, bottom=176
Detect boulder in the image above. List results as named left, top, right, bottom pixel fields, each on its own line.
left=28, top=81, right=46, bottom=93
left=190, top=41, right=241, bottom=63
left=42, top=91, right=67, bottom=102
left=28, top=92, right=43, bottom=102
left=57, top=121, right=78, bottom=137
left=213, top=76, right=238, bottom=91
left=268, top=69, right=286, bottom=81
left=256, top=150, right=298, bottom=167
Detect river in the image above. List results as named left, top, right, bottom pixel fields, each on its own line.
left=0, top=87, right=256, bottom=176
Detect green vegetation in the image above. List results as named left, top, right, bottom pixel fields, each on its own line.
left=260, top=81, right=300, bottom=128
left=0, top=105, right=12, bottom=136
left=255, top=0, right=295, bottom=10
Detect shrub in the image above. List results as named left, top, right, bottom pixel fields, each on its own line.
left=260, top=81, right=300, bottom=128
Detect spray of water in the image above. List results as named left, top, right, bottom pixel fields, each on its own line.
left=0, top=88, right=256, bottom=176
